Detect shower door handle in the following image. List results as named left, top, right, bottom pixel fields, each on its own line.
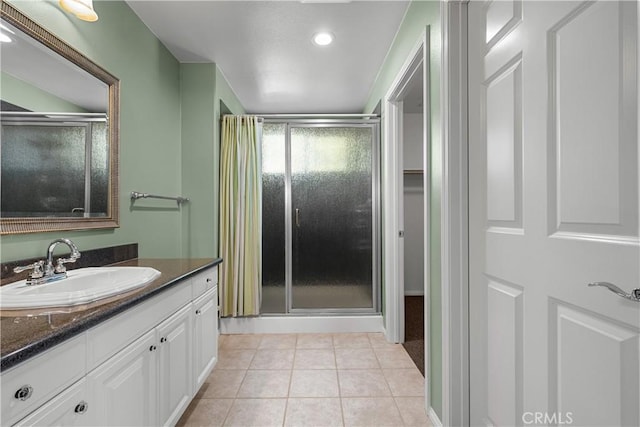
left=295, top=208, right=300, bottom=227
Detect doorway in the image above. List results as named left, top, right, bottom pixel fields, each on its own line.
left=383, top=29, right=430, bottom=345
left=383, top=26, right=432, bottom=408
left=261, top=119, right=381, bottom=314
left=401, top=65, right=426, bottom=375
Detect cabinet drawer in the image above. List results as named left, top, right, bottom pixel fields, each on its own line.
left=191, top=266, right=218, bottom=300
left=1, top=334, right=86, bottom=426
left=14, top=379, right=88, bottom=427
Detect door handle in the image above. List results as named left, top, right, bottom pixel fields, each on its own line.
left=295, top=208, right=300, bottom=227
left=588, top=282, right=640, bottom=302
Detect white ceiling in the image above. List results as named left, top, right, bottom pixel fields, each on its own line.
left=125, top=0, right=410, bottom=114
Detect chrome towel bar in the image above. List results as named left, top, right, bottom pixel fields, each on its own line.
left=130, top=191, right=189, bottom=205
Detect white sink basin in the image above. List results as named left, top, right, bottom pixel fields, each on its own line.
left=0, top=267, right=161, bottom=310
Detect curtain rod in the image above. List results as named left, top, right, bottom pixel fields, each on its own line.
left=221, top=113, right=379, bottom=122
left=1, top=112, right=107, bottom=118
left=220, top=115, right=264, bottom=123
left=257, top=114, right=379, bottom=118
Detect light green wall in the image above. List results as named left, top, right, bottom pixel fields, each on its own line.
left=212, top=67, right=245, bottom=259
left=180, top=64, right=216, bottom=259
left=1, top=71, right=87, bottom=112
left=180, top=64, right=244, bottom=259
left=363, top=0, right=443, bottom=419
left=1, top=0, right=183, bottom=261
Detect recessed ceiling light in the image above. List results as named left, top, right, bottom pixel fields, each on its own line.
left=313, top=32, right=334, bottom=46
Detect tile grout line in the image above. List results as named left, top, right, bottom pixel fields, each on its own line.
left=223, top=338, right=257, bottom=427
left=220, top=397, right=233, bottom=427
left=282, top=336, right=297, bottom=426
left=334, top=335, right=347, bottom=427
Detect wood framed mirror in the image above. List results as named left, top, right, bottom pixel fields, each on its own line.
left=0, top=1, right=120, bottom=235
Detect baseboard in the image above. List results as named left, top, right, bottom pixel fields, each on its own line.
left=428, top=407, right=443, bottom=427
left=404, top=290, right=425, bottom=296
left=220, top=314, right=384, bottom=334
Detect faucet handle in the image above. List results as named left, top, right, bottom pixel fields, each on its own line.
left=55, top=255, right=79, bottom=274
left=13, top=261, right=45, bottom=278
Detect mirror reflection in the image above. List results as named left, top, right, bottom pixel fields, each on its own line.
left=1, top=112, right=109, bottom=217
left=0, top=2, right=119, bottom=234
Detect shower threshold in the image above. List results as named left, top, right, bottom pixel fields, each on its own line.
left=219, top=313, right=383, bottom=335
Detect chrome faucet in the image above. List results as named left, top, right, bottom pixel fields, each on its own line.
left=46, top=238, right=81, bottom=276
left=13, top=238, right=81, bottom=285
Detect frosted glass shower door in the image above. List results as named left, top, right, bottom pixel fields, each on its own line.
left=290, top=125, right=376, bottom=311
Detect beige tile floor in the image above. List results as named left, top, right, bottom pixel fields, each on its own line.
left=178, top=333, right=433, bottom=427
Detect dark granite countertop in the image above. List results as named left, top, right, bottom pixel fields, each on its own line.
left=0, top=258, right=222, bottom=372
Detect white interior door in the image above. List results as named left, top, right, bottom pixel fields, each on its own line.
left=469, top=1, right=640, bottom=426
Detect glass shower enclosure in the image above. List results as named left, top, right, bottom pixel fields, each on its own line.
left=261, top=120, right=380, bottom=314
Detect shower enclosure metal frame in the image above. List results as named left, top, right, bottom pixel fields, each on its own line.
left=264, top=118, right=382, bottom=315
left=1, top=114, right=107, bottom=218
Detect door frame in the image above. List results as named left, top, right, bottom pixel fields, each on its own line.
left=261, top=119, right=382, bottom=315
left=441, top=0, right=469, bottom=426
left=383, top=25, right=431, bottom=403
left=285, top=120, right=382, bottom=314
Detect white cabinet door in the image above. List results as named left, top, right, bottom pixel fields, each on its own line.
left=86, top=330, right=157, bottom=427
left=15, top=379, right=89, bottom=427
left=469, top=1, right=640, bottom=425
left=157, top=304, right=192, bottom=427
left=193, top=287, right=218, bottom=391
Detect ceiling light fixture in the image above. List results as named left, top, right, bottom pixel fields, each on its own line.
left=313, top=32, right=334, bottom=46
left=59, top=0, right=99, bottom=22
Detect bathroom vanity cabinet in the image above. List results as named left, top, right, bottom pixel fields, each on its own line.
left=1, top=263, right=219, bottom=427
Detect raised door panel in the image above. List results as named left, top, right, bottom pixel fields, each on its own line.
left=548, top=0, right=638, bottom=240
left=487, top=279, right=523, bottom=427
left=86, top=330, right=157, bottom=427
left=550, top=303, right=639, bottom=426
left=15, top=379, right=89, bottom=427
left=157, top=304, right=192, bottom=427
left=193, top=288, right=218, bottom=392
left=485, top=0, right=522, bottom=50
left=485, top=55, right=523, bottom=229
